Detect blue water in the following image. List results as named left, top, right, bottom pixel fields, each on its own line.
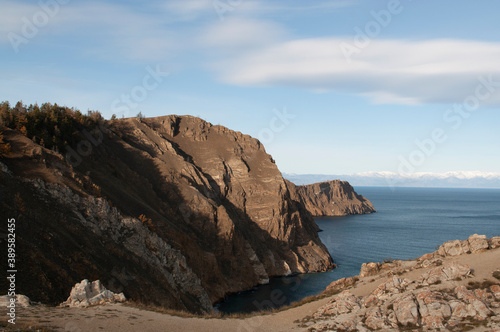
left=216, top=187, right=500, bottom=313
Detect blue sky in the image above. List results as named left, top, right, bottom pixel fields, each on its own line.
left=2, top=0, right=500, bottom=175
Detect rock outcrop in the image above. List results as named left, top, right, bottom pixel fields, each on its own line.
left=61, top=279, right=126, bottom=308
left=0, top=115, right=337, bottom=312
left=0, top=295, right=31, bottom=308
left=288, top=180, right=375, bottom=216
left=304, top=235, right=500, bottom=331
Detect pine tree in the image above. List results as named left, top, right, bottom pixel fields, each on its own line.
left=0, top=130, right=12, bottom=156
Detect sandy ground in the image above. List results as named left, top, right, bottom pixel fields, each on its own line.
left=2, top=248, right=499, bottom=332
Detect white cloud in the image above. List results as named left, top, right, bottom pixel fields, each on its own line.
left=209, top=37, right=500, bottom=105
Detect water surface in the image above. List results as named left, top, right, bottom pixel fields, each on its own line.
left=216, top=187, right=500, bottom=313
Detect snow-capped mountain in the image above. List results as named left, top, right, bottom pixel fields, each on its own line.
left=284, top=171, right=500, bottom=188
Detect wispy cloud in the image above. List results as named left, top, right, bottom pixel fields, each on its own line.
left=1, top=1, right=181, bottom=61
left=207, top=37, right=500, bottom=105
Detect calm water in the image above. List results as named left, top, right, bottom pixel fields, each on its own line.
left=216, top=187, right=500, bottom=313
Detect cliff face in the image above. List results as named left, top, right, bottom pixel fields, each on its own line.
left=0, top=115, right=333, bottom=312
left=288, top=180, right=376, bottom=216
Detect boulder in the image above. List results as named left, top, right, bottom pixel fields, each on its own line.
left=468, top=234, right=489, bottom=253
left=364, top=276, right=410, bottom=307
left=455, top=285, right=492, bottom=320
left=418, top=262, right=471, bottom=285
left=491, top=285, right=500, bottom=300
left=325, top=276, right=357, bottom=294
left=313, top=291, right=361, bottom=317
left=393, top=294, right=420, bottom=326
left=61, top=279, right=126, bottom=308
left=360, top=262, right=381, bottom=278
left=364, top=307, right=392, bottom=330
left=438, top=239, right=466, bottom=256
left=418, top=252, right=436, bottom=261
left=0, top=294, right=31, bottom=307
left=489, top=237, right=500, bottom=249
left=416, top=290, right=451, bottom=329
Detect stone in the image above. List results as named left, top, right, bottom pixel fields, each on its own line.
left=418, top=252, right=436, bottom=261
left=418, top=261, right=471, bottom=285
left=314, top=291, right=361, bottom=317
left=491, top=285, right=500, bottom=300
left=325, top=276, right=357, bottom=294
left=364, top=276, right=410, bottom=307
left=455, top=285, right=492, bottom=320
left=0, top=294, right=31, bottom=307
left=360, top=262, right=381, bottom=278
left=489, top=237, right=500, bottom=249
left=364, top=307, right=392, bottom=330
left=468, top=234, right=489, bottom=253
left=449, top=300, right=469, bottom=319
left=416, top=290, right=452, bottom=329
left=438, top=239, right=466, bottom=256
left=393, top=293, right=420, bottom=326
left=61, top=279, right=126, bottom=308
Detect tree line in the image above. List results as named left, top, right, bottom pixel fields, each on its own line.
left=0, top=101, right=103, bottom=153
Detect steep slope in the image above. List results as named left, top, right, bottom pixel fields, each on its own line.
left=288, top=180, right=375, bottom=216
left=0, top=115, right=334, bottom=312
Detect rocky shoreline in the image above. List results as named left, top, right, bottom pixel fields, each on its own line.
left=303, top=234, right=500, bottom=331
left=3, top=234, right=499, bottom=331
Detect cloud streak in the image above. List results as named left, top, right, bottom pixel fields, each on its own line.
left=207, top=36, right=500, bottom=105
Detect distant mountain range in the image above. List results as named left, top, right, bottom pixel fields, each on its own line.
left=283, top=171, right=500, bottom=189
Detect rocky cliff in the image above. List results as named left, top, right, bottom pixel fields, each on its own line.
left=0, top=115, right=334, bottom=313
left=288, top=180, right=375, bottom=216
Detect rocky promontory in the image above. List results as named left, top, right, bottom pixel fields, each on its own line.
left=0, top=111, right=339, bottom=313
left=303, top=234, right=500, bottom=331
left=288, top=180, right=376, bottom=216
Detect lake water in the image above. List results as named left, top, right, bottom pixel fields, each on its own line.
left=215, top=186, right=500, bottom=313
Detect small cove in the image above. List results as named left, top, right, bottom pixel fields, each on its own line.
left=215, top=186, right=500, bottom=313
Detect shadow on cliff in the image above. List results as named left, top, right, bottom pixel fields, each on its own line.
left=72, top=120, right=314, bottom=306
left=0, top=119, right=331, bottom=312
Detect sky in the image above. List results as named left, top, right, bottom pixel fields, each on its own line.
left=1, top=0, right=500, bottom=175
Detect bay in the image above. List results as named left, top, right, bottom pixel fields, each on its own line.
left=215, top=186, right=500, bottom=313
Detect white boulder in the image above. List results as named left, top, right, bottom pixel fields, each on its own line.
left=61, top=279, right=126, bottom=308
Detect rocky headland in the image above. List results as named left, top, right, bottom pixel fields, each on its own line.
left=0, top=113, right=377, bottom=314
left=288, top=180, right=376, bottom=216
